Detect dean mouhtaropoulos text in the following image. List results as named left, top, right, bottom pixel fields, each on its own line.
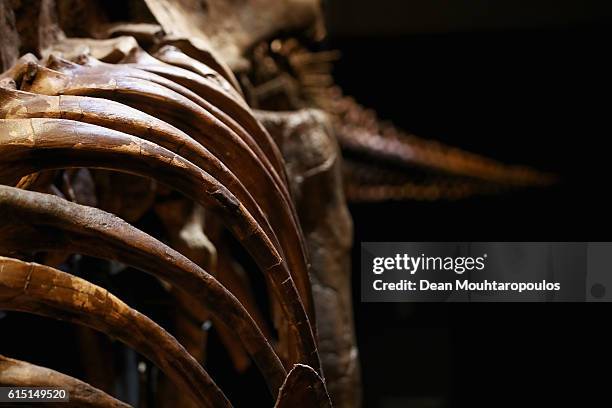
left=372, top=279, right=561, bottom=293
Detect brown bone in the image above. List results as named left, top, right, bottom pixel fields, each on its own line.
left=54, top=55, right=288, bottom=187
left=0, top=85, right=314, bottom=341
left=14, top=58, right=294, bottom=244
left=274, top=364, right=332, bottom=408
left=0, top=118, right=320, bottom=374
left=43, top=36, right=142, bottom=65
left=0, top=256, right=230, bottom=407
left=152, top=37, right=243, bottom=91
left=17, top=60, right=316, bottom=330
left=0, top=87, right=281, bottom=267
left=258, top=109, right=361, bottom=407
left=0, top=184, right=286, bottom=395
left=325, top=86, right=557, bottom=188
left=151, top=45, right=244, bottom=104
left=142, top=0, right=323, bottom=71
left=342, top=158, right=505, bottom=201
left=0, top=354, right=131, bottom=408
left=123, top=46, right=288, bottom=179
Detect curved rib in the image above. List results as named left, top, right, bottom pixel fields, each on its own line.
left=18, top=63, right=316, bottom=330
left=125, top=47, right=245, bottom=105
left=154, top=42, right=242, bottom=98
left=0, top=118, right=320, bottom=374
left=274, top=364, right=332, bottom=408
left=121, top=48, right=288, bottom=180
left=0, top=256, right=230, bottom=407
left=0, top=88, right=280, bottom=272
left=0, top=355, right=131, bottom=408
left=0, top=184, right=286, bottom=395
left=49, top=55, right=289, bottom=190
left=0, top=85, right=314, bottom=345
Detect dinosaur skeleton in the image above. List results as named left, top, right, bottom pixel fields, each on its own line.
left=0, top=0, right=551, bottom=407
left=246, top=38, right=556, bottom=201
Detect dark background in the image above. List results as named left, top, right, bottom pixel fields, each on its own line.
left=325, top=0, right=612, bottom=407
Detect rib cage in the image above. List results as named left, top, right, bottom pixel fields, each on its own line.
left=0, top=6, right=332, bottom=404
left=1, top=1, right=554, bottom=407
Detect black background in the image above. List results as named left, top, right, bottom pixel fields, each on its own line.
left=326, top=0, right=612, bottom=406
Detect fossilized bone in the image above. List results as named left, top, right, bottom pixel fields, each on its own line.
left=4, top=33, right=334, bottom=408
left=1, top=1, right=337, bottom=407
left=331, top=90, right=556, bottom=187
left=274, top=364, right=331, bottom=408
left=123, top=47, right=286, bottom=174
left=153, top=37, right=244, bottom=94
left=0, top=256, right=229, bottom=407
left=0, top=76, right=316, bottom=357
left=0, top=86, right=284, bottom=262
left=247, top=38, right=556, bottom=201
left=213, top=236, right=275, bottom=369
left=257, top=109, right=361, bottom=408
left=91, top=170, right=156, bottom=221
left=154, top=199, right=217, bottom=363
left=72, top=54, right=291, bottom=195
left=34, top=43, right=287, bottom=187
left=1, top=1, right=559, bottom=407
left=141, top=0, right=324, bottom=71
left=0, top=355, right=131, bottom=408
left=44, top=36, right=144, bottom=65
left=0, top=118, right=319, bottom=373
left=341, top=158, right=507, bottom=201
left=0, top=184, right=286, bottom=394
left=10, top=60, right=316, bottom=328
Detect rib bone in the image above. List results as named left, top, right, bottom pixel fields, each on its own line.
left=0, top=184, right=286, bottom=395
left=0, top=118, right=320, bottom=373
left=274, top=364, right=332, bottom=408
left=0, top=85, right=314, bottom=352
left=0, top=354, right=130, bottom=408
left=0, top=256, right=230, bottom=407
left=17, top=60, right=316, bottom=332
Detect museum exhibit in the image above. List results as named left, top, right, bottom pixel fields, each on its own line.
left=1, top=1, right=609, bottom=407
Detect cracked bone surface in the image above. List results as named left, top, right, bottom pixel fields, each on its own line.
left=0, top=117, right=320, bottom=374
left=0, top=184, right=286, bottom=395
left=1, top=0, right=554, bottom=406
left=13, top=58, right=316, bottom=330
left=0, top=355, right=131, bottom=408
left=0, top=256, right=229, bottom=407
left=274, top=364, right=332, bottom=408
left=1, top=1, right=338, bottom=406
left=257, top=109, right=360, bottom=408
